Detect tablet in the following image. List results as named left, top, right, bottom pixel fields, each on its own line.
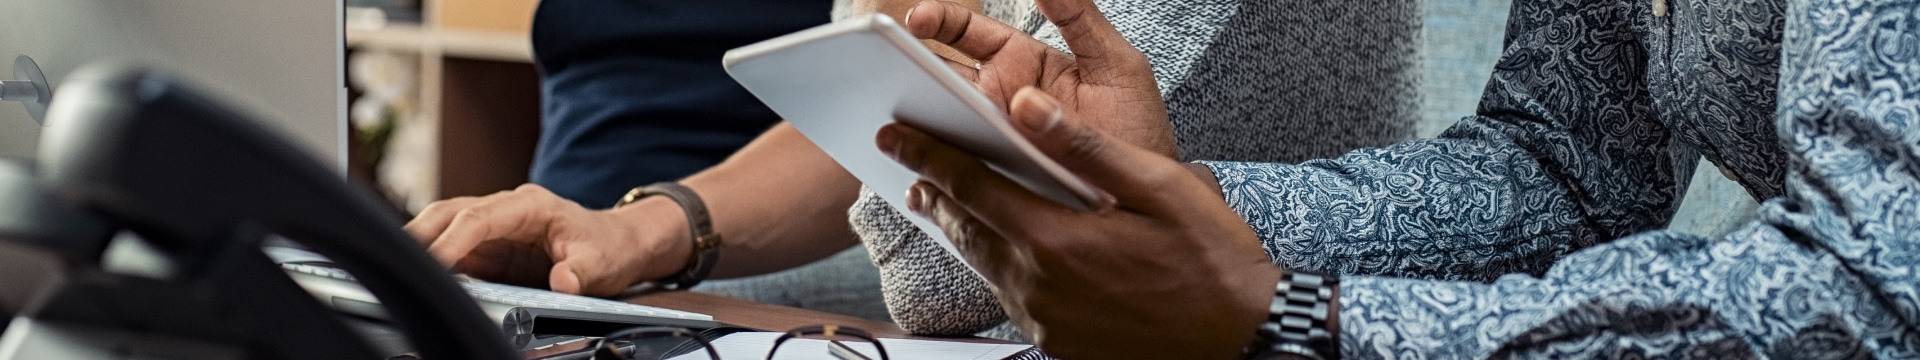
left=723, top=14, right=1103, bottom=261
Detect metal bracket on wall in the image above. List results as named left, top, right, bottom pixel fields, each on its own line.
left=1, top=55, right=51, bottom=126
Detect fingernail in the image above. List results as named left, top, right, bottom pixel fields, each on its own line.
left=876, top=125, right=901, bottom=156
left=550, top=263, right=582, bottom=295
left=1090, top=190, right=1116, bottom=211
left=906, top=183, right=927, bottom=213
left=1017, top=92, right=1063, bottom=133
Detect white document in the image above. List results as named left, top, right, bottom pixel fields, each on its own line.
left=668, top=331, right=1033, bottom=360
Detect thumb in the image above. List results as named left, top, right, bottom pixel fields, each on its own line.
left=1008, top=87, right=1183, bottom=208
left=547, top=256, right=628, bottom=297
left=548, top=260, right=587, bottom=295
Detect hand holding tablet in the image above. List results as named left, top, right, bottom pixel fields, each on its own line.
left=723, top=14, right=1116, bottom=261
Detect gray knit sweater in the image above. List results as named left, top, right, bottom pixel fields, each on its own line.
left=837, top=0, right=1422, bottom=338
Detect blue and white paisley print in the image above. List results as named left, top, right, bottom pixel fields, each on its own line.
left=1205, top=0, right=1789, bottom=282
left=1332, top=0, right=1920, bottom=356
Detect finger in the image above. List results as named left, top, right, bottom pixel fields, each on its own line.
left=424, top=185, right=565, bottom=267
left=907, top=182, right=1028, bottom=285
left=1007, top=87, right=1187, bottom=208
left=451, top=240, right=552, bottom=287
left=941, top=57, right=980, bottom=80
left=903, top=1, right=1055, bottom=111
left=549, top=256, right=590, bottom=296
left=922, top=39, right=979, bottom=69
left=549, top=236, right=641, bottom=297
left=877, top=122, right=1070, bottom=223
left=552, top=262, right=579, bottom=294
left=903, top=0, right=1024, bottom=62
left=404, top=196, right=479, bottom=246
left=1032, top=0, right=1149, bottom=75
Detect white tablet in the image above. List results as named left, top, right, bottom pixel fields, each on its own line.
left=723, top=14, right=1103, bottom=261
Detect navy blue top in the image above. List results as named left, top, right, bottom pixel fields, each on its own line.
left=530, top=0, right=830, bottom=208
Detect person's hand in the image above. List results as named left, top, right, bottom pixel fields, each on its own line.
left=405, top=184, right=693, bottom=297
left=877, top=87, right=1282, bottom=359
left=846, top=0, right=982, bottom=64
left=903, top=0, right=1176, bottom=157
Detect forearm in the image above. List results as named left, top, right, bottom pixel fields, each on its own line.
left=673, top=122, right=863, bottom=278
left=620, top=0, right=992, bottom=279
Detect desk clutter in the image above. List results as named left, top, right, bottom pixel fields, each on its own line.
left=519, top=326, right=1044, bottom=360
left=0, top=62, right=1047, bottom=360
left=686, top=331, right=1036, bottom=360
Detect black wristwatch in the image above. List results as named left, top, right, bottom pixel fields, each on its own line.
left=1246, top=271, right=1339, bottom=360
left=613, top=182, right=721, bottom=292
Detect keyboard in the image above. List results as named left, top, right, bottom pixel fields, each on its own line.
left=461, top=281, right=710, bottom=320
left=279, top=262, right=710, bottom=321
left=265, top=244, right=720, bottom=350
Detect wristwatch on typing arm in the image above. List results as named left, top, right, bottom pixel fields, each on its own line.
left=613, top=182, right=721, bottom=293
left=1245, top=270, right=1340, bottom=360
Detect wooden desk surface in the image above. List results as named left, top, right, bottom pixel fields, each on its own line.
left=622, top=291, right=1005, bottom=344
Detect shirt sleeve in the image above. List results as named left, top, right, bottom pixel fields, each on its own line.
left=1201, top=0, right=1694, bottom=282
left=1336, top=221, right=1904, bottom=358
left=1337, top=0, right=1920, bottom=355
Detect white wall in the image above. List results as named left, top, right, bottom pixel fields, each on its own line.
left=0, top=1, right=342, bottom=165
left=1419, top=0, right=1512, bottom=138
left=0, top=105, right=35, bottom=159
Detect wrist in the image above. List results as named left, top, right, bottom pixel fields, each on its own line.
left=1327, top=284, right=1341, bottom=346
left=1246, top=270, right=1341, bottom=360
left=1194, top=263, right=1281, bottom=360
left=1234, top=265, right=1284, bottom=357
left=606, top=195, right=692, bottom=281
left=1183, top=162, right=1224, bottom=198
left=611, top=182, right=722, bottom=292
left=1239, top=265, right=1286, bottom=331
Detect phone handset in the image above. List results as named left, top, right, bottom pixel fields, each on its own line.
left=25, top=64, right=518, bottom=360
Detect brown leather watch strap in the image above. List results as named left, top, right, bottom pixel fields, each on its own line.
left=614, top=182, right=720, bottom=292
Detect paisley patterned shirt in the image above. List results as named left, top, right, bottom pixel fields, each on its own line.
left=847, top=0, right=1422, bottom=338
left=1204, top=0, right=1920, bottom=356
left=1207, top=0, right=1790, bottom=283
left=850, top=0, right=1920, bottom=355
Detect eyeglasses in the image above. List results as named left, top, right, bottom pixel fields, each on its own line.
left=583, top=324, right=890, bottom=360
left=766, top=325, right=890, bottom=360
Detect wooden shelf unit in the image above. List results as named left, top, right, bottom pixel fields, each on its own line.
left=345, top=0, right=542, bottom=210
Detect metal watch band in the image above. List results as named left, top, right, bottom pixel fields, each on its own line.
left=613, top=182, right=720, bottom=291
left=1249, top=271, right=1339, bottom=360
